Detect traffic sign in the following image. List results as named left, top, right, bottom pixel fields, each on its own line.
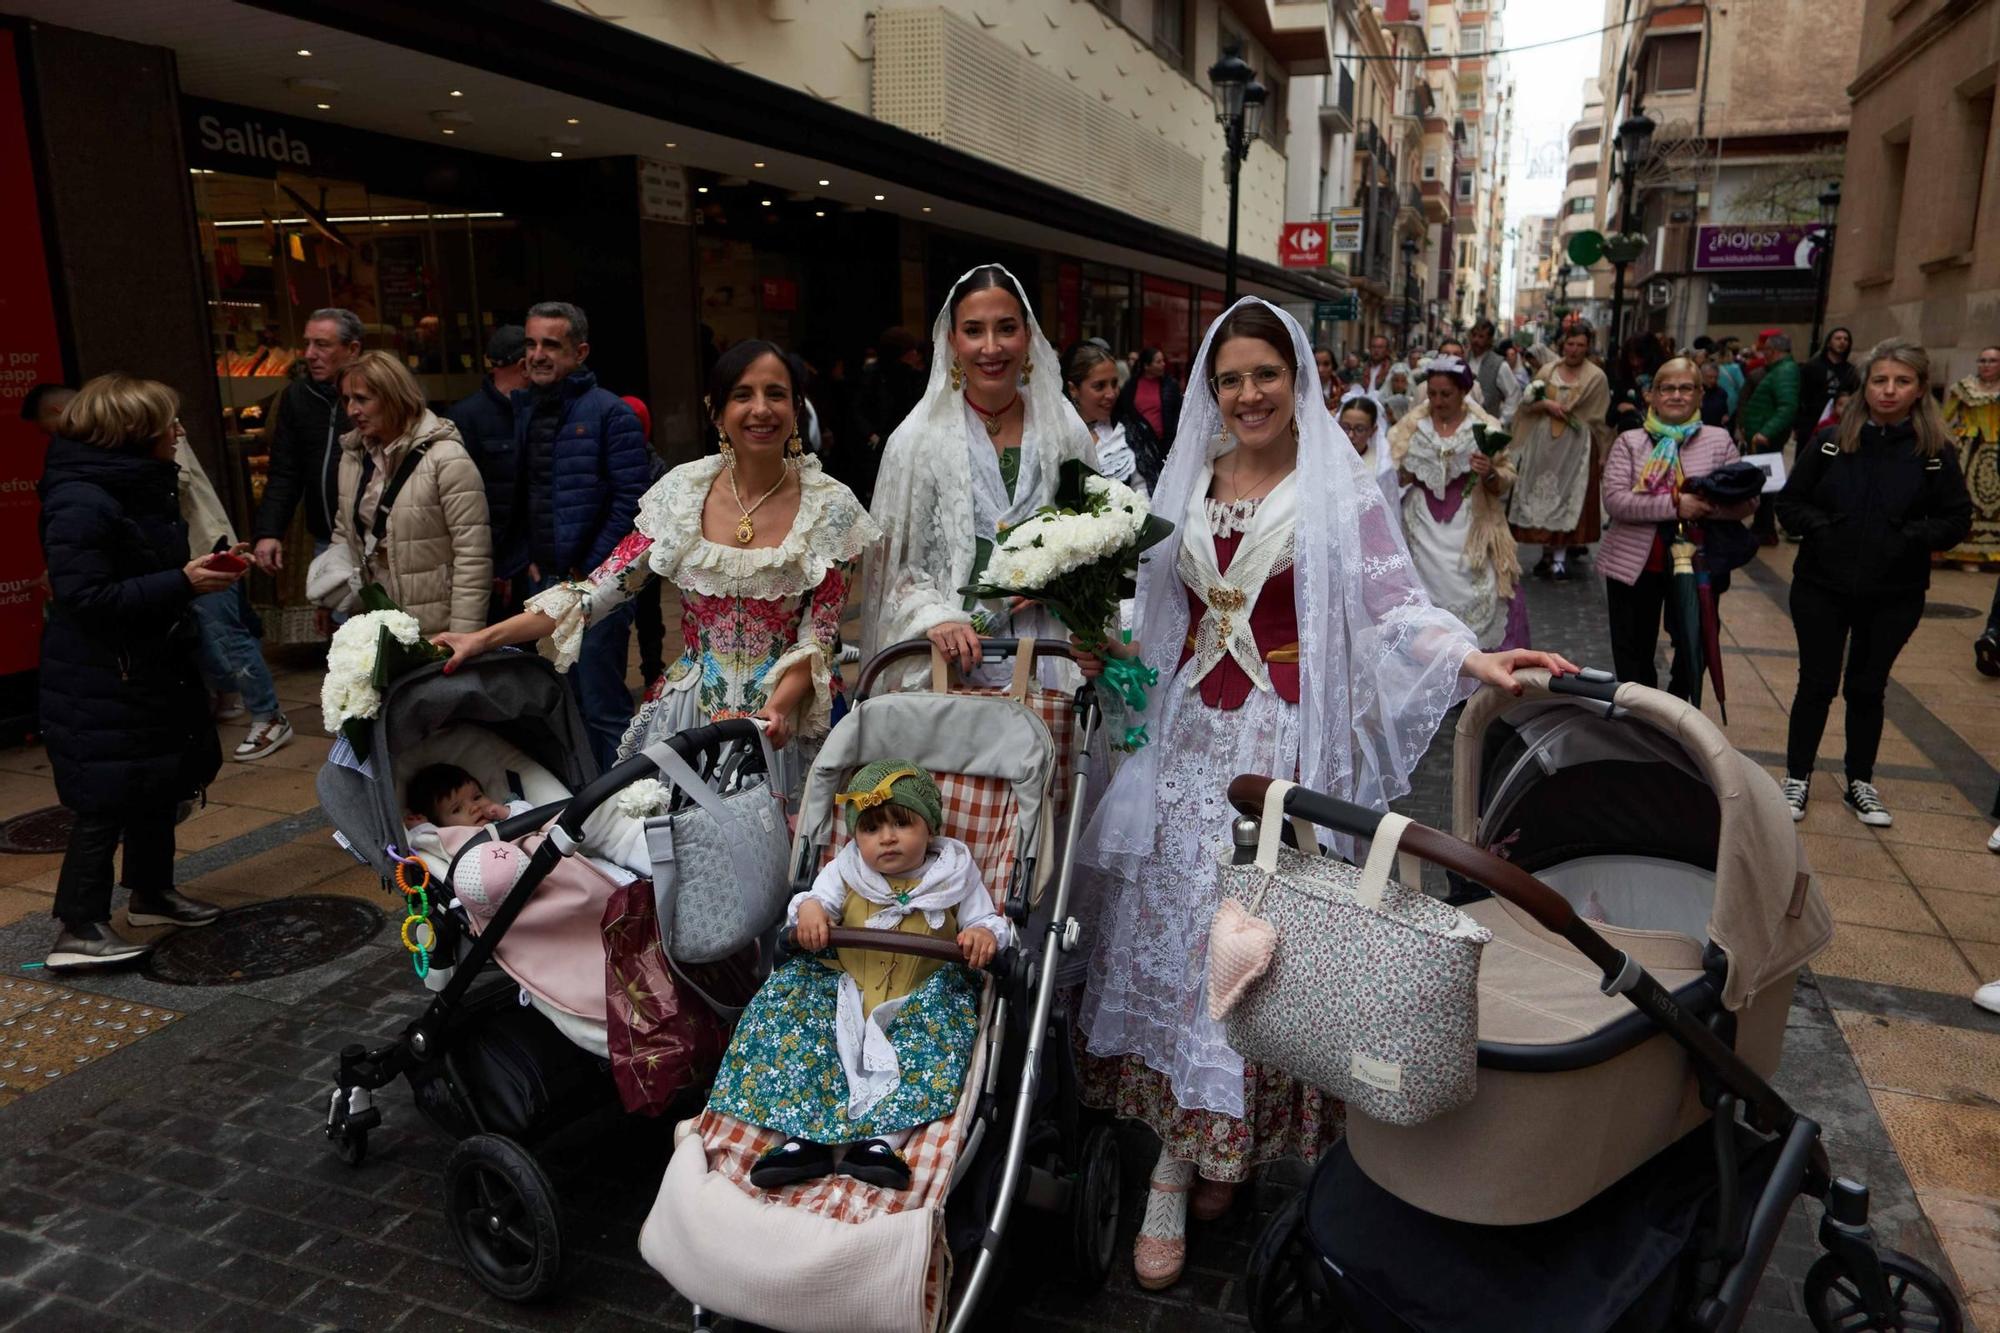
left=1315, top=294, right=1360, bottom=323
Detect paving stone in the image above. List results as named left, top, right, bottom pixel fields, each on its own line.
left=209, top=1250, right=322, bottom=1308
left=0, top=1232, right=44, bottom=1282
left=287, top=1276, right=412, bottom=1329
left=0, top=1280, right=47, bottom=1325
left=196, top=1300, right=320, bottom=1333
left=0, top=1186, right=63, bottom=1234
left=103, top=1271, right=215, bottom=1331
left=18, top=1244, right=137, bottom=1303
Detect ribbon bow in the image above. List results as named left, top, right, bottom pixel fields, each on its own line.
left=834, top=766, right=920, bottom=814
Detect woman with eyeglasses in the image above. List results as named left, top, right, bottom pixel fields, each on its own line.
left=1389, top=355, right=1525, bottom=650
left=1074, top=300, right=1577, bottom=1290
left=1599, top=357, right=1754, bottom=695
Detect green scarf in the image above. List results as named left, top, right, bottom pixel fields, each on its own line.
left=1635, top=411, right=1701, bottom=493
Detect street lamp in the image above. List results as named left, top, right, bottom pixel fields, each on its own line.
left=1606, top=110, right=1656, bottom=348
left=1809, top=180, right=1842, bottom=351
left=1401, top=236, right=1420, bottom=346
left=1209, top=41, right=1267, bottom=305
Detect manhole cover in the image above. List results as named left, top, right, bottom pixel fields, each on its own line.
left=1922, top=603, right=1980, bottom=619
left=0, top=807, right=74, bottom=854
left=143, top=895, right=382, bottom=986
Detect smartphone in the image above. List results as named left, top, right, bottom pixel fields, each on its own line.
left=204, top=551, right=250, bottom=574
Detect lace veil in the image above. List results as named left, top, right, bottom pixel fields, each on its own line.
left=860, top=264, right=1095, bottom=661
left=1083, top=298, right=1478, bottom=862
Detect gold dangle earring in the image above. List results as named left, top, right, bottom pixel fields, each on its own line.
left=785, top=425, right=805, bottom=466
left=1019, top=355, right=1034, bottom=387
left=705, top=398, right=735, bottom=466
left=949, top=361, right=965, bottom=392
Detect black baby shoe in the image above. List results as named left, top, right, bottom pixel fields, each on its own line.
left=749, top=1137, right=835, bottom=1189
left=836, top=1138, right=913, bottom=1190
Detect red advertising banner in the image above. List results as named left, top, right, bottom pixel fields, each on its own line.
left=0, top=30, right=60, bottom=675
left=1279, top=221, right=1331, bottom=269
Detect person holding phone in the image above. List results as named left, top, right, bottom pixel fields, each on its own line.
left=38, top=375, right=237, bottom=969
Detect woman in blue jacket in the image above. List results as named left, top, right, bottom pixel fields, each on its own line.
left=1774, top=339, right=1972, bottom=829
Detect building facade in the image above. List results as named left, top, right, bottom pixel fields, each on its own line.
left=1825, top=0, right=2000, bottom=384
left=1579, top=0, right=1862, bottom=351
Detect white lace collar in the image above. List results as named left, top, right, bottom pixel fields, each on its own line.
left=1403, top=414, right=1479, bottom=496
left=633, top=454, right=880, bottom=600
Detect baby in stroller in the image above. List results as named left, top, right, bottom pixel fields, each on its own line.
left=710, top=761, right=1012, bottom=1192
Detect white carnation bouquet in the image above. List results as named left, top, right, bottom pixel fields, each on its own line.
left=959, top=460, right=1174, bottom=748
left=319, top=589, right=447, bottom=760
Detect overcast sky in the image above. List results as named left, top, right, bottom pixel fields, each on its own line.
left=1499, top=4, right=1606, bottom=315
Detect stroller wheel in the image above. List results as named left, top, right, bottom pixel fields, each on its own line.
left=1247, top=1194, right=1341, bottom=1333
left=1804, top=1248, right=1960, bottom=1333
left=444, top=1134, right=565, bottom=1302
left=1066, top=1124, right=1122, bottom=1290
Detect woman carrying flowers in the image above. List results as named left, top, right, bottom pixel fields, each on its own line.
left=434, top=341, right=878, bottom=794
left=1510, top=323, right=1612, bottom=581
left=1076, top=300, right=1577, bottom=1290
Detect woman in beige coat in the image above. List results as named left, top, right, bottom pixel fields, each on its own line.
left=326, top=351, right=491, bottom=636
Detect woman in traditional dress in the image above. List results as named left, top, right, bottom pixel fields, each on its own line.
left=1076, top=300, right=1577, bottom=1290
left=862, top=265, right=1097, bottom=684
left=1942, top=344, right=2000, bottom=570
left=1390, top=355, right=1526, bottom=651
left=1509, top=323, right=1613, bottom=582
left=434, top=340, right=879, bottom=794
left=1064, top=339, right=1146, bottom=496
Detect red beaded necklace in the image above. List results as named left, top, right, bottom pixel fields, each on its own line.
left=964, top=392, right=1020, bottom=438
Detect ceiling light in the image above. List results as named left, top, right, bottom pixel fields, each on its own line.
left=441, top=128, right=456, bottom=135
left=549, top=150, right=564, bottom=158
left=697, top=186, right=710, bottom=194
left=296, top=48, right=311, bottom=56
left=814, top=210, right=826, bottom=217
left=754, top=161, right=766, bottom=168
left=664, top=142, right=677, bottom=148
left=874, top=194, right=886, bottom=201
left=760, top=199, right=773, bottom=207
left=817, top=179, right=830, bottom=186
left=566, top=117, right=579, bottom=125
left=315, top=102, right=331, bottom=110
left=450, top=89, right=463, bottom=97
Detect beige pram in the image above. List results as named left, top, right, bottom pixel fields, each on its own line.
left=641, top=639, right=1122, bottom=1333
left=1237, top=671, right=1964, bottom=1333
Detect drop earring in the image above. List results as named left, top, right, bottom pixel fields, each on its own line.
left=717, top=425, right=736, bottom=467
left=1019, top=355, right=1034, bottom=387
left=949, top=361, right=965, bottom=393
left=785, top=427, right=805, bottom=465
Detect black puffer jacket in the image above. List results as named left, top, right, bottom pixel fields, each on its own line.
left=1776, top=420, right=1973, bottom=599
left=38, top=437, right=220, bottom=816
left=252, top=374, right=348, bottom=543
left=446, top=376, right=524, bottom=577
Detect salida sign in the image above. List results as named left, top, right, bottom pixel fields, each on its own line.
left=1279, top=221, right=1330, bottom=269
left=193, top=113, right=313, bottom=168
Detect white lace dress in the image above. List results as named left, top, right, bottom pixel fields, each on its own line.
left=525, top=455, right=878, bottom=793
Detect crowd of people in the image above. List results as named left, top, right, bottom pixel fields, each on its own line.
left=21, top=266, right=2000, bottom=1270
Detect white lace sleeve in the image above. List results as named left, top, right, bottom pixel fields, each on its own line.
left=523, top=530, right=654, bottom=673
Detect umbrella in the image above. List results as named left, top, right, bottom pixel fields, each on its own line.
left=1666, top=536, right=1705, bottom=712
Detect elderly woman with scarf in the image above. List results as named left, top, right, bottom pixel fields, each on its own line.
left=1076, top=300, right=1577, bottom=1291
left=1599, top=357, right=1754, bottom=694
left=863, top=266, right=1097, bottom=685
left=1389, top=354, right=1526, bottom=650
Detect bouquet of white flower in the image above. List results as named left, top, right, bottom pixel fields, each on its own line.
left=960, top=460, right=1174, bottom=747
left=320, top=587, right=448, bottom=760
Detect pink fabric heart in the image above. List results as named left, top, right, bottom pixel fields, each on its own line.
left=1206, top=898, right=1277, bottom=1021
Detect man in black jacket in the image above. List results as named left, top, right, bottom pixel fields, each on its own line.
left=446, top=325, right=531, bottom=621
left=250, top=308, right=361, bottom=573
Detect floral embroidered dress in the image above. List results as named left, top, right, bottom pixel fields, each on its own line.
left=525, top=455, right=879, bottom=784
left=1078, top=476, right=1344, bottom=1182
left=1942, top=374, right=2000, bottom=564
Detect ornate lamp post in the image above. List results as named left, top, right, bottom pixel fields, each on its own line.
left=1209, top=41, right=1267, bottom=305
left=1606, top=110, right=1656, bottom=347
left=1810, top=180, right=1842, bottom=352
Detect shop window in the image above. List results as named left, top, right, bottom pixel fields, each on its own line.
left=1141, top=274, right=1193, bottom=380
left=1645, top=34, right=1700, bottom=95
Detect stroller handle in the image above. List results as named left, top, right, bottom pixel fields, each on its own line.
left=556, top=717, right=768, bottom=841
left=1225, top=774, right=1624, bottom=979
left=856, top=637, right=1080, bottom=700
left=780, top=925, right=971, bottom=965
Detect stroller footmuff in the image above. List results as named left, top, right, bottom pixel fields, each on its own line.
left=1234, top=670, right=1964, bottom=1333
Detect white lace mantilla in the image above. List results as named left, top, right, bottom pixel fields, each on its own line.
left=633, top=454, right=877, bottom=600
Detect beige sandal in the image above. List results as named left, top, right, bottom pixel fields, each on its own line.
left=1133, top=1156, right=1192, bottom=1290
left=1190, top=1174, right=1239, bottom=1222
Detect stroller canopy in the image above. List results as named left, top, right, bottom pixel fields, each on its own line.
left=1450, top=674, right=1831, bottom=1012
left=316, top=652, right=597, bottom=879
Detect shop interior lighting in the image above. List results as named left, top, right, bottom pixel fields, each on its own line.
left=210, top=211, right=505, bottom=227
left=874, top=194, right=886, bottom=201
left=814, top=210, right=825, bottom=217
left=759, top=199, right=772, bottom=206
left=817, top=179, right=830, bottom=186
left=696, top=186, right=710, bottom=193
left=315, top=103, right=331, bottom=110
left=566, top=117, right=579, bottom=125
left=441, top=129, right=455, bottom=135
left=753, top=161, right=766, bottom=168
left=549, top=151, right=564, bottom=158
left=449, top=89, right=463, bottom=97
left=664, top=142, right=677, bottom=148
left=295, top=48, right=311, bottom=56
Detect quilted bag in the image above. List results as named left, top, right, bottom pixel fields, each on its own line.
left=1207, top=780, right=1492, bottom=1127
left=640, top=730, right=792, bottom=965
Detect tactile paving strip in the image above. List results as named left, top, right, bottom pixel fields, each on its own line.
left=0, top=976, right=180, bottom=1108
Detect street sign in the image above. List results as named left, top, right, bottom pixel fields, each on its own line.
left=1314, top=294, right=1360, bottom=323
left=1279, top=221, right=1331, bottom=269
left=1567, top=230, right=1605, bottom=266
left=1328, top=207, right=1364, bottom=254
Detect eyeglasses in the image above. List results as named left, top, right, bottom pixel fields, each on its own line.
left=1652, top=384, right=1700, bottom=397
left=1339, top=420, right=1374, bottom=438
left=1212, top=364, right=1289, bottom=396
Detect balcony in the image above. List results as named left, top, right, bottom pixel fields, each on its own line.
left=1319, top=63, right=1355, bottom=133
left=1420, top=178, right=1449, bottom=224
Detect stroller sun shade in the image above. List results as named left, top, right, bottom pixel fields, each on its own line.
left=316, top=653, right=598, bottom=879
left=1475, top=704, right=1720, bottom=876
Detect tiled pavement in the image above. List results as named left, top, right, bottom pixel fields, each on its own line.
left=0, top=553, right=1990, bottom=1331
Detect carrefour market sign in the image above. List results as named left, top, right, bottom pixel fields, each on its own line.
left=1693, top=224, right=1821, bottom=272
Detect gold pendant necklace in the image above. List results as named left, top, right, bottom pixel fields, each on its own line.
left=727, top=466, right=788, bottom=545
